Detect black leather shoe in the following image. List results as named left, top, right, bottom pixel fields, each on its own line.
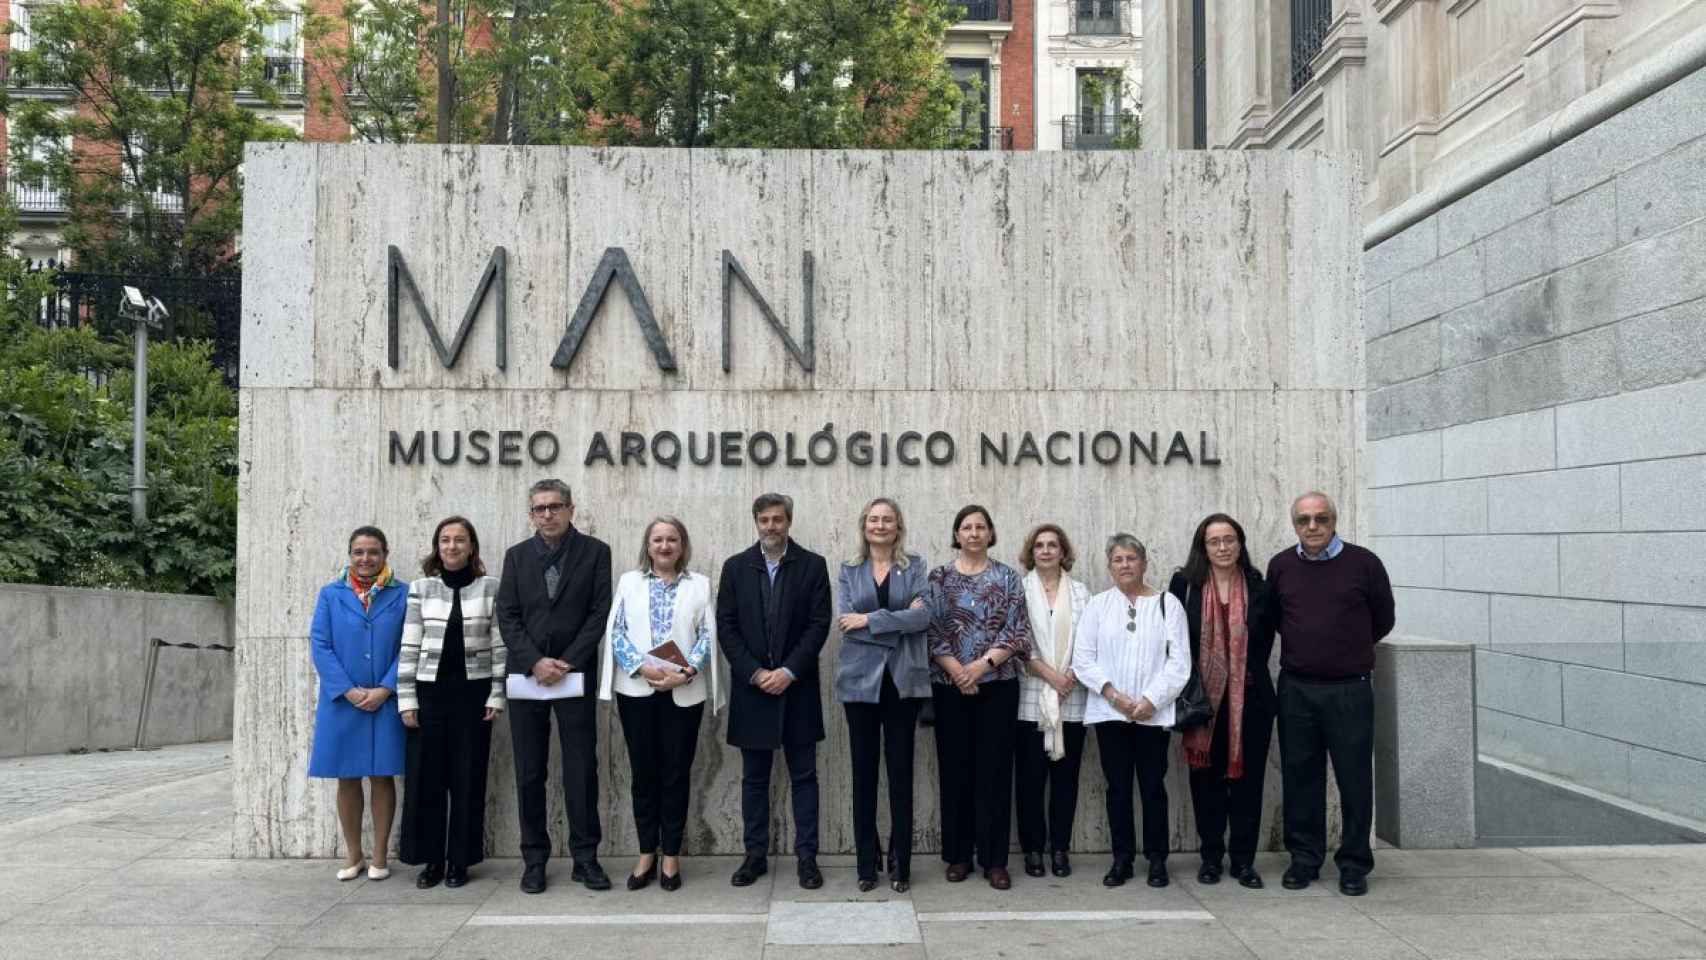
left=1338, top=871, right=1369, bottom=897
left=1051, top=851, right=1072, bottom=878
left=627, top=859, right=656, bottom=891
left=730, top=855, right=767, bottom=887
left=415, top=863, right=444, bottom=889
left=857, top=876, right=878, bottom=892
left=443, top=864, right=468, bottom=888
left=520, top=863, right=546, bottom=894
left=660, top=869, right=682, bottom=892
left=1198, top=862, right=1222, bottom=884
left=1103, top=858, right=1135, bottom=887
left=890, top=877, right=910, bottom=893
left=984, top=866, right=1011, bottom=890
left=1023, top=852, right=1046, bottom=878
left=945, top=862, right=971, bottom=883
left=1232, top=864, right=1264, bottom=889
left=798, top=857, right=824, bottom=890
left=1282, top=865, right=1318, bottom=890
left=572, top=860, right=612, bottom=891
left=1147, top=861, right=1171, bottom=888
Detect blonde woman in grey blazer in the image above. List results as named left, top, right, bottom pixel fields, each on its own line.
left=398, top=517, right=505, bottom=890
left=834, top=497, right=932, bottom=892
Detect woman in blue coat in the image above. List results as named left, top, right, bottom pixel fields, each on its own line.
left=309, top=525, right=408, bottom=881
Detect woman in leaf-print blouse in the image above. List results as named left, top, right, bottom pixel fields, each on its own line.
left=927, top=504, right=1032, bottom=891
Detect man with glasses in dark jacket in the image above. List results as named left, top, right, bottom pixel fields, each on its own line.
left=497, top=479, right=613, bottom=894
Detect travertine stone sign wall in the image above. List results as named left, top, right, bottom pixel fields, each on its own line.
left=235, top=144, right=1364, bottom=858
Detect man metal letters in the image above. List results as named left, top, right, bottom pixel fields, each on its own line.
left=386, top=245, right=815, bottom=375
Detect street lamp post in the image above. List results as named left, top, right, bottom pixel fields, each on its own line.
left=118, top=286, right=168, bottom=526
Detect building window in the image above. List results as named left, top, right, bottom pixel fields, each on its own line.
left=1064, top=68, right=1135, bottom=149
left=953, top=0, right=1012, bottom=23
left=1191, top=0, right=1207, bottom=148
left=7, top=135, right=68, bottom=215
left=1072, top=0, right=1131, bottom=36
left=948, top=59, right=991, bottom=148
left=12, top=3, right=34, bottom=53
left=260, top=14, right=304, bottom=93
left=1290, top=0, right=1332, bottom=92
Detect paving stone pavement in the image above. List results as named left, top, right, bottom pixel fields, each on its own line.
left=0, top=742, right=233, bottom=825
left=1, top=742, right=1704, bottom=960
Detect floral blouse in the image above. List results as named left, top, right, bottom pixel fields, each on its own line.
left=927, top=561, right=1032, bottom=684
left=610, top=572, right=712, bottom=675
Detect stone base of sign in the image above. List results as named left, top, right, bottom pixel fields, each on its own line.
left=1374, top=634, right=1477, bottom=849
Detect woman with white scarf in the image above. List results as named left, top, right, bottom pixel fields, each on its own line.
left=1014, top=524, right=1091, bottom=879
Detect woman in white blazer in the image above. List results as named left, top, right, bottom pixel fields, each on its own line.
left=598, top=516, right=724, bottom=892
left=1073, top=533, right=1191, bottom=890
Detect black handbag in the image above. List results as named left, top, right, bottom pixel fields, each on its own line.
left=1163, top=591, right=1213, bottom=730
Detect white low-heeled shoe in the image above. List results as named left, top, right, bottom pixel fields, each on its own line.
left=367, top=864, right=391, bottom=881
left=336, top=860, right=367, bottom=881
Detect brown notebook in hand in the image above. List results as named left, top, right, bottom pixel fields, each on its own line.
left=647, top=640, right=692, bottom=671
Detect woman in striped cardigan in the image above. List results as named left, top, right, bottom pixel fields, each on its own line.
left=398, top=516, right=506, bottom=890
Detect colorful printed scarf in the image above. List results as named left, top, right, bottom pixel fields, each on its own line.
left=1183, top=572, right=1250, bottom=778
left=344, top=564, right=396, bottom=611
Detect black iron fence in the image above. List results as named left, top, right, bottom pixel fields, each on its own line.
left=1073, top=0, right=1134, bottom=36
left=1290, top=0, right=1333, bottom=92
left=1062, top=113, right=1139, bottom=150
left=261, top=55, right=305, bottom=94
left=954, top=0, right=1012, bottom=22
left=26, top=266, right=243, bottom=385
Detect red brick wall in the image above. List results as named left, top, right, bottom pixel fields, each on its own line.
left=1001, top=0, right=1036, bottom=149
left=303, top=0, right=351, bottom=142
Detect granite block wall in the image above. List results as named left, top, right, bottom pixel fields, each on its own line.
left=1365, top=64, right=1706, bottom=824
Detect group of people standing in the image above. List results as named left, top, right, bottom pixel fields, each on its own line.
left=308, top=481, right=1393, bottom=899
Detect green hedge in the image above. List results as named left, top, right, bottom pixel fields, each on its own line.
left=0, top=301, right=237, bottom=599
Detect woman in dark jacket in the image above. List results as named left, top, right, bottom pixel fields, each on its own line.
left=1167, top=513, right=1276, bottom=890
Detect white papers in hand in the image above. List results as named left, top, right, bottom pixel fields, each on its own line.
left=506, top=672, right=586, bottom=700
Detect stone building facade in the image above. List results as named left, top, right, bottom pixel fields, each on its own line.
left=1144, top=0, right=1706, bottom=826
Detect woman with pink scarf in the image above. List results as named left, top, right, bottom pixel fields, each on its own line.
left=1166, top=513, right=1276, bottom=890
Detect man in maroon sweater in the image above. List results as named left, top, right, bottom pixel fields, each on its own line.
left=1264, top=491, right=1394, bottom=897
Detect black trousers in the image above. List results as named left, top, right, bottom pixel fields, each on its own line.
left=740, top=742, right=819, bottom=858
left=844, top=672, right=921, bottom=881
left=1278, top=673, right=1374, bottom=875
left=400, top=678, right=493, bottom=867
left=510, top=694, right=601, bottom=865
left=932, top=679, right=1019, bottom=870
left=1014, top=719, right=1087, bottom=854
left=1188, top=695, right=1273, bottom=869
left=616, top=693, right=705, bottom=857
left=1096, top=722, right=1173, bottom=864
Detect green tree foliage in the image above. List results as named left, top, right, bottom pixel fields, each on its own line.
left=0, top=250, right=237, bottom=598
left=310, top=0, right=969, bottom=148
left=2, top=0, right=299, bottom=274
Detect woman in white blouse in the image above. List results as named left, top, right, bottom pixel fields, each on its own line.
left=1073, top=534, right=1191, bottom=889
left=1015, top=524, right=1092, bottom=879
left=598, top=516, right=724, bottom=892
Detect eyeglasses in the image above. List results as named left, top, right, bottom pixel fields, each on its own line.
left=1205, top=537, right=1239, bottom=549
left=530, top=502, right=569, bottom=516
left=1292, top=513, right=1332, bottom=527
left=1126, top=605, right=1137, bottom=632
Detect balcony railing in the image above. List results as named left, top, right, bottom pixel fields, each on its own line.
left=953, top=0, right=1012, bottom=22
left=1062, top=113, right=1139, bottom=150
left=947, top=125, right=1015, bottom=150
left=1290, top=0, right=1333, bottom=92
left=1073, top=0, right=1133, bottom=36
left=8, top=180, right=67, bottom=215
left=260, top=55, right=305, bottom=94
